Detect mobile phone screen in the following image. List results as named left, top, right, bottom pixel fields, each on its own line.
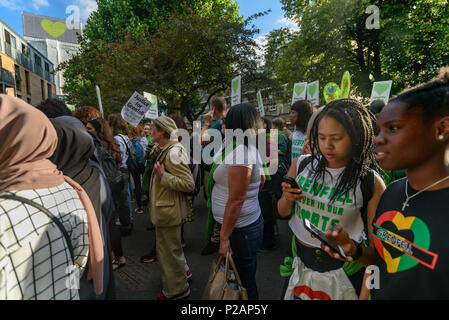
left=303, top=219, right=347, bottom=259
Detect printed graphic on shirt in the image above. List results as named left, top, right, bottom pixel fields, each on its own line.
left=291, top=175, right=355, bottom=231
left=294, top=286, right=331, bottom=300
left=373, top=211, right=439, bottom=273
left=291, top=138, right=304, bottom=161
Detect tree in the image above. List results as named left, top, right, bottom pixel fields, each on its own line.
left=268, top=0, right=449, bottom=103
left=60, top=4, right=271, bottom=123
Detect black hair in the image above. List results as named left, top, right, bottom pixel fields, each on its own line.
left=369, top=99, right=386, bottom=114
left=225, top=103, right=262, bottom=148
left=262, top=116, right=272, bottom=130
left=291, top=100, right=314, bottom=132
left=36, top=98, right=72, bottom=118
left=309, top=99, right=378, bottom=203
left=390, top=67, right=449, bottom=122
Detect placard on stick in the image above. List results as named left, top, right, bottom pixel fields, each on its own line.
left=121, top=91, right=151, bottom=127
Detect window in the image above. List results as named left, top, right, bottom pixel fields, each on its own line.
left=41, top=79, right=45, bottom=100
left=27, top=97, right=31, bottom=104
left=47, top=83, right=52, bottom=99
left=15, top=65, right=21, bottom=91
left=25, top=70, right=30, bottom=94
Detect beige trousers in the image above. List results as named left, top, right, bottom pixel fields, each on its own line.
left=156, top=225, right=189, bottom=298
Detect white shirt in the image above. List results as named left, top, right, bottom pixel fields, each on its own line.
left=0, top=183, right=89, bottom=300
left=212, top=143, right=262, bottom=228
left=288, top=155, right=366, bottom=248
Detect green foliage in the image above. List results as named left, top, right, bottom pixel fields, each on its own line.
left=268, top=0, right=449, bottom=104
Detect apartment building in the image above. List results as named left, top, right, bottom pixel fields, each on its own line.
left=0, top=18, right=56, bottom=106
left=23, top=12, right=81, bottom=99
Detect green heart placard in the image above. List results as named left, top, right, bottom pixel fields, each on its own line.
left=294, top=84, right=306, bottom=97
left=41, top=19, right=67, bottom=38
left=150, top=96, right=157, bottom=106
left=374, top=83, right=390, bottom=95
left=308, top=83, right=317, bottom=97
left=257, top=92, right=262, bottom=105
left=232, top=78, right=240, bottom=93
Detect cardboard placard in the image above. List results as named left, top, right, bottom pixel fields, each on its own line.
left=121, top=91, right=152, bottom=127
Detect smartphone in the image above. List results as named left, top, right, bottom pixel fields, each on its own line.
left=282, top=175, right=302, bottom=193
left=303, top=219, right=347, bottom=259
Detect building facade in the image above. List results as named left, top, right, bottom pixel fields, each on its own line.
left=0, top=18, right=56, bottom=106
left=22, top=12, right=81, bottom=98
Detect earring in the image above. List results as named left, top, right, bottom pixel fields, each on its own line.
left=439, top=135, right=445, bottom=140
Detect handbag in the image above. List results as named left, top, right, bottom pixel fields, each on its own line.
left=202, top=252, right=248, bottom=300
left=118, top=135, right=139, bottom=174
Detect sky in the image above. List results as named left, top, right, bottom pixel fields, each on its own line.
left=0, top=0, right=298, bottom=44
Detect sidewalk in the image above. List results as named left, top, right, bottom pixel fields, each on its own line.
left=114, top=191, right=292, bottom=300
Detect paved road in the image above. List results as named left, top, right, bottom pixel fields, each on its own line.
left=114, top=190, right=293, bottom=300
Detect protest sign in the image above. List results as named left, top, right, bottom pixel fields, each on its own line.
left=231, top=76, right=241, bottom=106
left=257, top=90, right=265, bottom=117
left=143, top=92, right=159, bottom=119
left=121, top=91, right=151, bottom=127
left=307, top=81, right=319, bottom=106
left=292, top=82, right=307, bottom=105
left=370, top=80, right=393, bottom=104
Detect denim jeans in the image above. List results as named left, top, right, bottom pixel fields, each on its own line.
left=220, top=214, right=264, bottom=300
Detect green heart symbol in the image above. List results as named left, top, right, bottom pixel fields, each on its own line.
left=232, top=78, right=240, bottom=93
left=257, top=93, right=262, bottom=105
left=308, top=84, right=317, bottom=97
left=41, top=19, right=67, bottom=38
left=150, top=96, right=157, bottom=106
left=295, top=84, right=305, bottom=97
left=374, top=83, right=390, bottom=95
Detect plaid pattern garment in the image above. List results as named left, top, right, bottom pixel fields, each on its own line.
left=0, top=182, right=89, bottom=300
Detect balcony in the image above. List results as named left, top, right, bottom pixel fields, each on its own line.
left=34, top=64, right=43, bottom=77
left=0, top=67, right=15, bottom=87
left=16, top=52, right=33, bottom=71
left=44, top=70, right=55, bottom=84
left=4, top=42, right=17, bottom=59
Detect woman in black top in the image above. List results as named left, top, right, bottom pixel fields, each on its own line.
left=321, top=67, right=449, bottom=299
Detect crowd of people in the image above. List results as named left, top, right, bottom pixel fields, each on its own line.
left=0, top=66, right=448, bottom=300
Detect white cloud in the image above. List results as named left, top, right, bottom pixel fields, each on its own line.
left=31, top=0, right=49, bottom=10
left=74, top=0, right=98, bottom=24
left=276, top=17, right=300, bottom=32
left=0, top=0, right=25, bottom=11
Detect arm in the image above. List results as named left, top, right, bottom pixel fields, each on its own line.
left=158, top=148, right=195, bottom=193
left=277, top=157, right=306, bottom=217
left=219, top=166, right=252, bottom=257
left=321, top=174, right=386, bottom=268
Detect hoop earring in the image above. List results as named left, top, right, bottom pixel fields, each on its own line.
left=439, top=135, right=445, bottom=140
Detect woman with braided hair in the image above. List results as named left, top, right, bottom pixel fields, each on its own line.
left=278, top=98, right=386, bottom=300
left=321, top=67, right=449, bottom=299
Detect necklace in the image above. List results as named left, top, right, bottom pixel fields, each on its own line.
left=402, top=175, right=449, bottom=211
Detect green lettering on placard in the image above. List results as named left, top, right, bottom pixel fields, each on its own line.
left=298, top=176, right=306, bottom=186
left=338, top=207, right=344, bottom=216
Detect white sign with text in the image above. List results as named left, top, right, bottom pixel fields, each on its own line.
left=143, top=92, right=159, bottom=119
left=121, top=91, right=151, bottom=127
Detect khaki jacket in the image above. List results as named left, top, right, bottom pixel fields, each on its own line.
left=149, top=141, right=195, bottom=227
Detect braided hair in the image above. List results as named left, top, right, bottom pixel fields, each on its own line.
left=390, top=67, right=449, bottom=122
left=308, top=98, right=378, bottom=203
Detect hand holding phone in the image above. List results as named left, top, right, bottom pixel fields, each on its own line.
left=303, top=219, right=347, bottom=260
left=282, top=175, right=302, bottom=194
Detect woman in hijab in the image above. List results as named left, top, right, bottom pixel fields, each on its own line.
left=0, top=95, right=103, bottom=300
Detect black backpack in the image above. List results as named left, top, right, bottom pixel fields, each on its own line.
left=296, top=156, right=375, bottom=232
left=92, top=136, right=123, bottom=194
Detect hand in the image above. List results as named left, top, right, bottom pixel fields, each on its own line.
left=302, top=140, right=311, bottom=155
left=153, top=161, right=165, bottom=178
left=320, top=225, right=357, bottom=262
left=281, top=182, right=305, bottom=202
left=219, top=238, right=232, bottom=257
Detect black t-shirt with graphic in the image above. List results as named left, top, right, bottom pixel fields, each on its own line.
left=371, top=178, right=449, bottom=300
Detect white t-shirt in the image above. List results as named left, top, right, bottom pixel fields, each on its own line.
left=288, top=155, right=366, bottom=248
left=212, top=143, right=262, bottom=228
left=291, top=131, right=305, bottom=163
